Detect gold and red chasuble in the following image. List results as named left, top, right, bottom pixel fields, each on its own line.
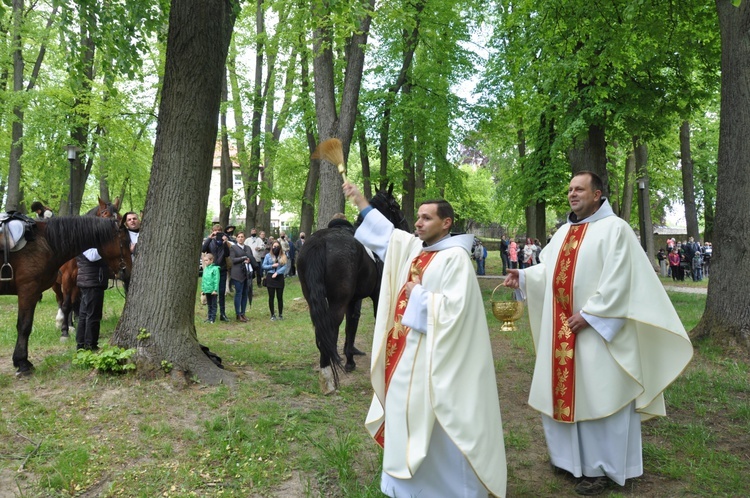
left=374, top=250, right=438, bottom=447
left=551, top=223, right=589, bottom=422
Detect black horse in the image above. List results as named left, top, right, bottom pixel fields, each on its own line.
left=297, top=186, right=410, bottom=394
left=0, top=216, right=131, bottom=375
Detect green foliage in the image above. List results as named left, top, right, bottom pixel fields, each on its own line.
left=160, top=360, right=173, bottom=373
left=72, top=346, right=136, bottom=374
left=136, top=328, right=150, bottom=341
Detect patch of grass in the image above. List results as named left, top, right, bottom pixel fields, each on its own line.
left=0, top=279, right=748, bottom=497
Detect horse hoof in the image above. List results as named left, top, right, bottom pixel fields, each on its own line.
left=15, top=368, right=34, bottom=378
left=344, top=363, right=356, bottom=373
left=60, top=334, right=69, bottom=342
left=319, top=366, right=336, bottom=395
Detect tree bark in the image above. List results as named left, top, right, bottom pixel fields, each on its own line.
left=567, top=123, right=610, bottom=198
left=298, top=46, right=318, bottom=235
left=112, top=0, right=237, bottom=384
left=680, top=120, right=701, bottom=240
left=227, top=43, right=252, bottom=232
left=312, top=0, right=375, bottom=229
left=692, top=0, right=750, bottom=349
left=219, top=69, right=233, bottom=228
left=634, top=139, right=656, bottom=270
left=6, top=0, right=25, bottom=212
left=247, top=0, right=264, bottom=230
left=620, top=143, right=636, bottom=223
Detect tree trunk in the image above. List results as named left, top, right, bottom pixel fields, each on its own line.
left=6, top=0, right=24, bottom=212
left=634, top=139, right=656, bottom=270
left=401, top=81, right=415, bottom=227
left=298, top=48, right=318, bottom=235
left=692, top=0, right=750, bottom=349
left=535, top=200, right=546, bottom=244
left=680, top=120, right=701, bottom=240
left=112, top=0, right=237, bottom=384
left=312, top=0, right=375, bottom=229
left=620, top=144, right=636, bottom=222
left=247, top=0, right=264, bottom=230
left=567, top=123, right=610, bottom=198
left=227, top=43, right=252, bottom=232
left=219, top=69, right=233, bottom=228
left=357, top=113, right=372, bottom=200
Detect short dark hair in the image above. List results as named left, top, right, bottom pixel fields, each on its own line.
left=419, top=199, right=454, bottom=228
left=30, top=201, right=44, bottom=212
left=573, top=171, right=604, bottom=194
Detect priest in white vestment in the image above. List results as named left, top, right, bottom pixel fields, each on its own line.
left=344, top=182, right=507, bottom=498
left=504, top=171, right=693, bottom=495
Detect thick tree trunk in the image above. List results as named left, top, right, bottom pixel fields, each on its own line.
left=693, top=1, right=750, bottom=349
left=567, top=123, right=610, bottom=198
left=680, top=120, right=701, bottom=240
left=299, top=49, right=318, bottom=235
left=113, top=0, right=237, bottom=384
left=312, top=0, right=374, bottom=229
left=535, top=200, right=546, bottom=244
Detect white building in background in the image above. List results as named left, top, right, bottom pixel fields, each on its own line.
left=206, top=143, right=295, bottom=233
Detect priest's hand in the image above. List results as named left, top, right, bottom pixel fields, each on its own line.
left=567, top=312, right=589, bottom=333
left=405, top=276, right=420, bottom=298
left=343, top=182, right=369, bottom=210
left=503, top=269, right=520, bottom=289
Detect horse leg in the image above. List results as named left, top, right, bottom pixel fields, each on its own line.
left=343, top=299, right=363, bottom=372
left=13, top=298, right=37, bottom=376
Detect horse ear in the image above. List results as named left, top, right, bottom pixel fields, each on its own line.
left=98, top=197, right=106, bottom=208
left=388, top=183, right=394, bottom=196
left=113, top=197, right=121, bottom=210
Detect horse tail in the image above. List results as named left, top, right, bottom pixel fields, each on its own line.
left=297, top=235, right=342, bottom=384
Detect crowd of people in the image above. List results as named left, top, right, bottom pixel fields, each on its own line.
left=199, top=224, right=301, bottom=323
left=657, top=236, right=712, bottom=282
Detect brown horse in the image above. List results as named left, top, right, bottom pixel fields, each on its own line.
left=0, top=216, right=131, bottom=375
left=52, top=198, right=121, bottom=337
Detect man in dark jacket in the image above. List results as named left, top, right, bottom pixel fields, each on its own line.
left=202, top=224, right=231, bottom=321
left=76, top=248, right=110, bottom=350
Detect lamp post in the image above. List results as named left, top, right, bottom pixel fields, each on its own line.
left=65, top=145, right=79, bottom=215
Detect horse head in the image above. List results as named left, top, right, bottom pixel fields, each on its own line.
left=89, top=197, right=122, bottom=222
left=367, top=184, right=410, bottom=231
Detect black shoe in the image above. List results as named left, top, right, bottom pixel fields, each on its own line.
left=220, top=314, right=230, bottom=322
left=574, top=477, right=611, bottom=496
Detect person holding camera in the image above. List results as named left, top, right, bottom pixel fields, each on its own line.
left=202, top=223, right=231, bottom=321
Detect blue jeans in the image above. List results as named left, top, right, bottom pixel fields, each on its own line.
left=476, top=258, right=485, bottom=275
left=232, top=278, right=251, bottom=316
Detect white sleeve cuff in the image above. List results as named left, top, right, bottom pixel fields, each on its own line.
left=401, top=285, right=428, bottom=334
left=581, top=312, right=625, bottom=342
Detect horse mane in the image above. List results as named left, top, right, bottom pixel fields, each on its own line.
left=356, top=185, right=409, bottom=231
left=43, top=216, right=118, bottom=255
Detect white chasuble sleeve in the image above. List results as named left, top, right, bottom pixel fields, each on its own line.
left=401, top=284, right=427, bottom=333
left=354, top=208, right=395, bottom=261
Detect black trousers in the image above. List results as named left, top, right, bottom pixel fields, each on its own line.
left=267, top=286, right=284, bottom=317
left=76, top=286, right=105, bottom=349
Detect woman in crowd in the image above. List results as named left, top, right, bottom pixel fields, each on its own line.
left=523, top=237, right=537, bottom=267
left=262, top=240, right=288, bottom=320
left=229, top=232, right=254, bottom=322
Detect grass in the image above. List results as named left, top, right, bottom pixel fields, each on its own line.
left=0, top=263, right=747, bottom=496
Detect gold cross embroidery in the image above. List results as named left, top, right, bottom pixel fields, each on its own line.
left=562, top=236, right=579, bottom=256
left=554, top=399, right=571, bottom=419
left=391, top=323, right=405, bottom=340
left=555, top=287, right=570, bottom=307
left=555, top=341, right=574, bottom=365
